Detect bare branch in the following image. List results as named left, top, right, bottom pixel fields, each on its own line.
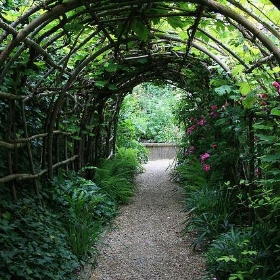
left=0, top=130, right=72, bottom=149
left=0, top=155, right=78, bottom=183
left=0, top=91, right=25, bottom=100
left=245, top=54, right=274, bottom=73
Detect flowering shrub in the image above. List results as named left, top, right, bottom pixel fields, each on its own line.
left=202, top=164, right=211, bottom=172
left=201, top=152, right=210, bottom=161
left=272, top=81, right=280, bottom=95
left=175, top=75, right=280, bottom=279
left=200, top=153, right=211, bottom=171
left=198, top=117, right=207, bottom=126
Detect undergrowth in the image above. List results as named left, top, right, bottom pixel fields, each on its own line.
left=175, top=158, right=280, bottom=280
left=0, top=147, right=141, bottom=279
left=94, top=147, right=142, bottom=204
left=0, top=191, right=80, bottom=280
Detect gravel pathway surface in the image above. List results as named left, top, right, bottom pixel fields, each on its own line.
left=90, top=159, right=205, bottom=280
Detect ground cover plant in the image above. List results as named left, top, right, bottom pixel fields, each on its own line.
left=0, top=148, right=140, bottom=279
left=94, top=147, right=142, bottom=204
left=0, top=188, right=80, bottom=280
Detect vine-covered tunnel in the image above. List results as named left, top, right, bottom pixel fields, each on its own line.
left=1, top=1, right=280, bottom=279
left=0, top=1, right=279, bottom=194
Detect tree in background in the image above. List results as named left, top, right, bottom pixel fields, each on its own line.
left=117, top=82, right=183, bottom=145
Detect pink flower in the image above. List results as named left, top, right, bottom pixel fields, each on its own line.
left=210, top=111, right=219, bottom=118
left=272, top=81, right=280, bottom=95
left=255, top=168, right=259, bottom=176
left=211, top=105, right=218, bottom=110
left=187, top=125, right=196, bottom=135
left=200, top=152, right=210, bottom=161
left=198, top=118, right=206, bottom=126
left=188, top=146, right=195, bottom=154
left=185, top=146, right=195, bottom=157
left=190, top=117, right=197, bottom=123
left=203, top=164, right=211, bottom=172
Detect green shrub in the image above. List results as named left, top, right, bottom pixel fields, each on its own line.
left=49, top=175, right=117, bottom=223
left=177, top=158, right=236, bottom=248
left=0, top=193, right=79, bottom=280
left=49, top=174, right=117, bottom=261
left=117, top=119, right=149, bottom=163
left=94, top=147, right=141, bottom=204
left=206, top=228, right=262, bottom=280
left=67, top=186, right=106, bottom=260
left=185, top=212, right=232, bottom=250
left=0, top=147, right=141, bottom=279
left=248, top=221, right=280, bottom=279
left=174, top=157, right=207, bottom=189
left=68, top=218, right=101, bottom=261
left=112, top=147, right=142, bottom=179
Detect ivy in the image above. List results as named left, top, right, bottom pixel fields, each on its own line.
left=0, top=193, right=80, bottom=280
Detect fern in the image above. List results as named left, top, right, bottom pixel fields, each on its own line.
left=175, top=157, right=206, bottom=191
left=94, top=148, right=141, bottom=204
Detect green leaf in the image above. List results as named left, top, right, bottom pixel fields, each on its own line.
left=242, top=92, right=256, bottom=109
left=137, top=57, right=148, bottom=64
left=241, top=250, right=257, bottom=255
left=108, top=84, right=118, bottom=90
left=217, top=255, right=237, bottom=262
left=195, top=30, right=209, bottom=42
left=232, top=65, right=244, bottom=76
left=131, top=20, right=149, bottom=41
left=26, top=268, right=33, bottom=275
left=33, top=61, right=45, bottom=68
left=267, top=168, right=280, bottom=176
left=239, top=82, right=251, bottom=95
left=229, top=274, right=244, bottom=280
left=260, top=154, right=280, bottom=163
left=104, top=61, right=117, bottom=73
left=271, top=66, right=280, bottom=73
left=216, top=21, right=225, bottom=32
left=72, top=135, right=81, bottom=140
left=271, top=107, right=280, bottom=116
left=95, top=80, right=107, bottom=88
left=256, top=133, right=278, bottom=144
left=253, top=123, right=273, bottom=130
left=215, top=85, right=233, bottom=96
left=2, top=211, right=11, bottom=220
left=167, top=16, right=185, bottom=29
left=179, top=31, right=187, bottom=40
left=115, top=22, right=130, bottom=37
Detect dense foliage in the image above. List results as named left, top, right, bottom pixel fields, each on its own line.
left=0, top=148, right=140, bottom=279
left=0, top=1, right=280, bottom=279
left=174, top=71, right=280, bottom=279
left=118, top=83, right=182, bottom=144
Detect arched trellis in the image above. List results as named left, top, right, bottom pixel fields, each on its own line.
left=0, top=52, right=209, bottom=197
left=0, top=0, right=279, bottom=198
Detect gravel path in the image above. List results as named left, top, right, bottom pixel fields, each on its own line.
left=90, top=159, right=205, bottom=280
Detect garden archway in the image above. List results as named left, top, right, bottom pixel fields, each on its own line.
left=0, top=0, right=279, bottom=198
